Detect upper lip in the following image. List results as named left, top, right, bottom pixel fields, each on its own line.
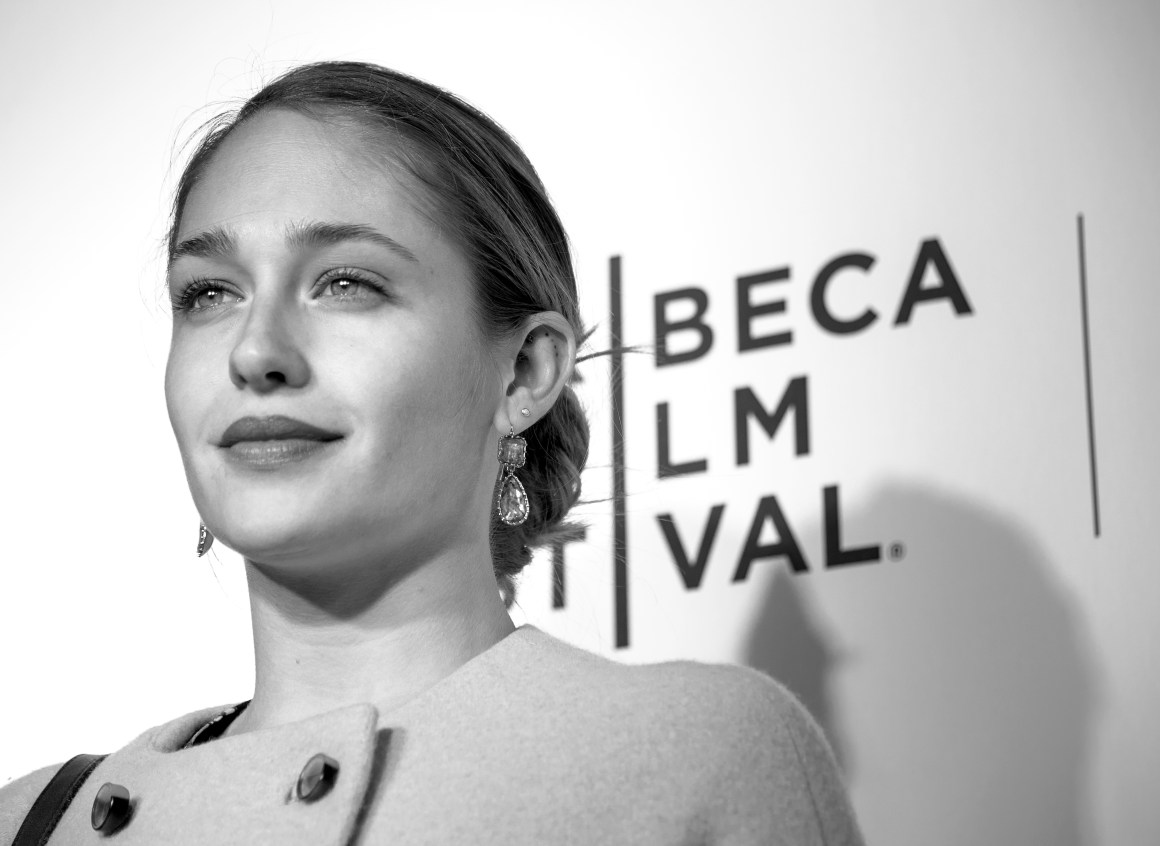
left=218, top=415, right=344, bottom=447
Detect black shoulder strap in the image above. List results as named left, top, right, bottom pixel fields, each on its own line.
left=12, top=754, right=107, bottom=846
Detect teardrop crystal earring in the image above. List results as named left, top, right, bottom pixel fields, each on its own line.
left=197, top=522, right=214, bottom=557
left=495, top=427, right=529, bottom=526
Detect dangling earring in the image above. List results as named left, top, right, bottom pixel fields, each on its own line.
left=197, top=522, right=214, bottom=557
left=496, top=427, right=529, bottom=526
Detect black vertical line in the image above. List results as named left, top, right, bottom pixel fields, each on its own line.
left=610, top=255, right=630, bottom=648
left=551, top=542, right=565, bottom=609
left=1077, top=214, right=1101, bottom=538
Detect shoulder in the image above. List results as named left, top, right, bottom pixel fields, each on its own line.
left=510, top=629, right=863, bottom=844
left=632, top=661, right=863, bottom=845
left=0, top=762, right=65, bottom=844
left=513, top=626, right=825, bottom=743
left=613, top=659, right=837, bottom=780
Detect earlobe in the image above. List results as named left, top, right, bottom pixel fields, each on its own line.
left=494, top=312, right=576, bottom=433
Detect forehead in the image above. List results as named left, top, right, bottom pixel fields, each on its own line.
left=176, top=109, right=435, bottom=244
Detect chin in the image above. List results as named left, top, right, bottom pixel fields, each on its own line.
left=208, top=503, right=426, bottom=572
left=193, top=467, right=480, bottom=569
left=211, top=515, right=326, bottom=565
left=194, top=471, right=344, bottom=553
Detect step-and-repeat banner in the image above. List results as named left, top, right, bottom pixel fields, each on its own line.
left=2, top=2, right=1156, bottom=844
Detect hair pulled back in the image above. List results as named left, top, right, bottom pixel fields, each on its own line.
left=169, top=61, right=589, bottom=605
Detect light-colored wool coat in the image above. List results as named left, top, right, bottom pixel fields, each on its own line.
left=0, top=626, right=863, bottom=845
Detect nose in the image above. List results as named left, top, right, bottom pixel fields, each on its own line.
left=228, top=298, right=311, bottom=392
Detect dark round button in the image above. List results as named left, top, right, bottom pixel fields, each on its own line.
left=296, top=753, right=339, bottom=802
left=91, top=782, right=131, bottom=833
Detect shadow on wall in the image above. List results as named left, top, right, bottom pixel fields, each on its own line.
left=743, top=567, right=850, bottom=767
left=742, top=480, right=1098, bottom=846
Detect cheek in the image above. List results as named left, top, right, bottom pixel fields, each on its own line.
left=374, top=342, right=491, bottom=438
left=163, top=342, right=213, bottom=514
left=357, top=332, right=497, bottom=473
left=164, top=344, right=197, bottom=447
left=164, top=334, right=226, bottom=451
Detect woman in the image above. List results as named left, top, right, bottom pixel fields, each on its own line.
left=0, top=62, right=862, bottom=845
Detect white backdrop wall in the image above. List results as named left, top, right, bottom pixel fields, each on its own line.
left=1, top=2, right=1157, bottom=844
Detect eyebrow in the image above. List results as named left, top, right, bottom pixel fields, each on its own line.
left=169, top=221, right=420, bottom=264
left=286, top=221, right=420, bottom=264
left=170, top=226, right=237, bottom=262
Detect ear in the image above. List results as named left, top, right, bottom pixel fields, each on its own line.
left=493, top=312, right=576, bottom=434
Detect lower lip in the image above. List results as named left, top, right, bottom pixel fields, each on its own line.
left=222, top=438, right=342, bottom=469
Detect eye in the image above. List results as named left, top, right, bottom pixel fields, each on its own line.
left=324, top=278, right=365, bottom=297
left=316, top=268, right=389, bottom=304
left=192, top=288, right=236, bottom=308
left=172, top=280, right=242, bottom=314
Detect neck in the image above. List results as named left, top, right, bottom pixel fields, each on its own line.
left=229, top=544, right=515, bottom=735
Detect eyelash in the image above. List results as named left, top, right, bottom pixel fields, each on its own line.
left=170, top=268, right=390, bottom=314
left=315, top=267, right=391, bottom=301
left=171, top=277, right=230, bottom=314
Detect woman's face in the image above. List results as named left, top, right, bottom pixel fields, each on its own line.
left=165, top=109, right=502, bottom=573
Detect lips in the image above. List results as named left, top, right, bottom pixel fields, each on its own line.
left=218, top=415, right=343, bottom=447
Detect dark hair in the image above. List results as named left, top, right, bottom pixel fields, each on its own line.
left=169, top=61, right=588, bottom=605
